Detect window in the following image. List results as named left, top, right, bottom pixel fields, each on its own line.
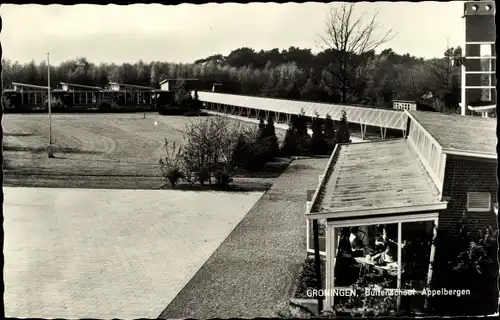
left=480, top=44, right=493, bottom=101
left=467, top=192, right=491, bottom=212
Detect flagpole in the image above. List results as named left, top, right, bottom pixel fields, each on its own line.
left=47, top=53, right=54, bottom=158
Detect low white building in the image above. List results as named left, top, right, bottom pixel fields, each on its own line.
left=392, top=100, right=417, bottom=111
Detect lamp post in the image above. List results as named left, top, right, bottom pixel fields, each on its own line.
left=47, top=53, right=54, bottom=158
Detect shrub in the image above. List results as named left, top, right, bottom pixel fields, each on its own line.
left=196, top=164, right=211, bottom=186
left=232, top=127, right=269, bottom=171
left=96, top=98, right=120, bottom=111
left=158, top=106, right=184, bottom=115
left=96, top=100, right=112, bottom=111
left=44, top=97, right=66, bottom=110
left=182, top=116, right=241, bottom=189
left=294, top=256, right=326, bottom=299
left=164, top=167, right=185, bottom=188
left=2, top=95, right=12, bottom=108
left=333, top=272, right=410, bottom=317
left=214, top=168, right=234, bottom=190
left=430, top=217, right=499, bottom=316
left=159, top=138, right=185, bottom=188
left=183, top=110, right=201, bottom=117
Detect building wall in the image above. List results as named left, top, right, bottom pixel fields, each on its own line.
left=432, top=154, right=498, bottom=310
left=110, top=84, right=121, bottom=91
left=160, top=81, right=170, bottom=91
left=393, top=101, right=417, bottom=111
left=439, top=156, right=497, bottom=236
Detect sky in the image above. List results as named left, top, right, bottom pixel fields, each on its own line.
left=0, top=2, right=465, bottom=66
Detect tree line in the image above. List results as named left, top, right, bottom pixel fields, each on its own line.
left=1, top=46, right=461, bottom=112
left=1, top=4, right=462, bottom=113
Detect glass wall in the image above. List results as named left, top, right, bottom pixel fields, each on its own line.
left=332, top=220, right=435, bottom=313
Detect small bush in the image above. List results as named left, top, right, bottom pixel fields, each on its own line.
left=196, top=164, right=211, bottom=186
left=294, top=256, right=326, bottom=299
left=96, top=98, right=120, bottom=111
left=159, top=138, right=185, bottom=188
left=159, top=106, right=184, bottom=115
left=214, top=169, right=233, bottom=190
left=334, top=272, right=411, bottom=317
left=165, top=167, right=185, bottom=188
left=183, top=110, right=201, bottom=117
left=44, top=97, right=66, bottom=110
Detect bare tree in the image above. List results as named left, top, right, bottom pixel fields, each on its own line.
left=318, top=3, right=397, bottom=103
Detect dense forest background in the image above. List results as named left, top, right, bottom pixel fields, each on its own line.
left=1, top=4, right=463, bottom=113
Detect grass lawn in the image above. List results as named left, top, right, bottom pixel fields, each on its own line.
left=2, top=113, right=287, bottom=189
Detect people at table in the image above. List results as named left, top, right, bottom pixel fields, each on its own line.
left=371, top=226, right=406, bottom=265
left=349, top=227, right=365, bottom=257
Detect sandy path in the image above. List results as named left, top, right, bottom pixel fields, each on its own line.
left=3, top=187, right=264, bottom=319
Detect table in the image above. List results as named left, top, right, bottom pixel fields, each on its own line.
left=354, top=257, right=400, bottom=277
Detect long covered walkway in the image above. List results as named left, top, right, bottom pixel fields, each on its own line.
left=194, top=91, right=409, bottom=140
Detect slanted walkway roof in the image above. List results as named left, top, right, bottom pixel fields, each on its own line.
left=12, top=82, right=50, bottom=90
left=468, top=104, right=496, bottom=112
left=196, top=91, right=408, bottom=130
left=308, top=139, right=446, bottom=220
left=108, top=82, right=154, bottom=90
left=407, top=110, right=497, bottom=157
left=60, top=82, right=102, bottom=90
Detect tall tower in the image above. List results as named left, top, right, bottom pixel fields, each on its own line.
left=461, top=0, right=496, bottom=117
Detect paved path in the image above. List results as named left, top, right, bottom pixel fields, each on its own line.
left=3, top=187, right=263, bottom=319
left=159, top=157, right=329, bottom=319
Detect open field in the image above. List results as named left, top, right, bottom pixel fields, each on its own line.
left=3, top=186, right=263, bottom=318
left=2, top=113, right=284, bottom=189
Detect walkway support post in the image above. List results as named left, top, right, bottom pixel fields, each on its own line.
left=397, top=222, right=402, bottom=308
left=424, top=218, right=438, bottom=311
left=313, top=219, right=324, bottom=313
left=47, top=52, right=54, bottom=158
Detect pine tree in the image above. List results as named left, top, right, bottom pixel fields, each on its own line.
left=232, top=133, right=250, bottom=168
left=336, top=110, right=351, bottom=144
left=324, top=113, right=335, bottom=141
left=281, top=127, right=299, bottom=156
left=264, top=115, right=280, bottom=159
left=310, top=115, right=327, bottom=154
left=258, top=118, right=266, bottom=139
left=264, top=114, right=276, bottom=137
left=295, top=108, right=309, bottom=137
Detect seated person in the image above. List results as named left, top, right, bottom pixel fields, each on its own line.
left=372, top=238, right=406, bottom=265
left=349, top=227, right=365, bottom=257
left=374, top=225, right=388, bottom=253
